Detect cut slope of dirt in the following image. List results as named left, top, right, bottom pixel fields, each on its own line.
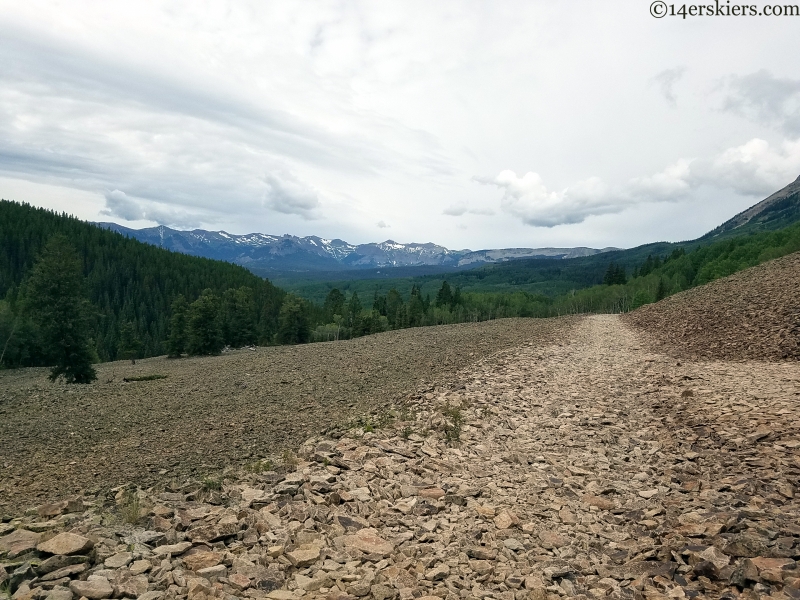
left=624, top=251, right=800, bottom=361
left=0, top=316, right=576, bottom=516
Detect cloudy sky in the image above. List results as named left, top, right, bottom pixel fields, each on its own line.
left=1, top=1, right=799, bottom=250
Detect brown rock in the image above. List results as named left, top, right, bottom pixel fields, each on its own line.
left=538, top=530, right=568, bottom=549
left=418, top=487, right=445, bottom=500
left=229, top=573, right=251, bottom=590
left=37, top=533, right=93, bottom=556
left=69, top=577, right=113, bottom=600
left=0, top=529, right=41, bottom=558
left=342, top=528, right=394, bottom=557
left=493, top=510, right=519, bottom=529
left=183, top=552, right=223, bottom=572
left=112, top=572, right=148, bottom=598
left=582, top=495, right=616, bottom=510
left=287, top=544, right=321, bottom=567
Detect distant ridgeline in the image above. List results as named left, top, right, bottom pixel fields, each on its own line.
left=0, top=200, right=285, bottom=368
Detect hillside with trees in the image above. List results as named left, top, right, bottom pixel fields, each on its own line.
left=0, top=201, right=286, bottom=371
left=3, top=198, right=800, bottom=378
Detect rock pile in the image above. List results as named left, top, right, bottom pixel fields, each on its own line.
left=1, top=316, right=799, bottom=600
left=624, top=251, right=800, bottom=361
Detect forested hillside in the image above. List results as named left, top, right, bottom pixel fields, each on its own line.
left=3, top=199, right=800, bottom=376
left=0, top=201, right=285, bottom=368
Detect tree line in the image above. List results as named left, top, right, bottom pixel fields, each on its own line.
left=3, top=199, right=800, bottom=382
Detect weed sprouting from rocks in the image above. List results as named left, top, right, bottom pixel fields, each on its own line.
left=119, top=491, right=141, bottom=525
left=441, top=406, right=464, bottom=442
left=202, top=476, right=222, bottom=491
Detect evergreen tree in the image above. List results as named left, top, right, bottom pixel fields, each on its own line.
left=603, top=263, right=627, bottom=286
left=323, top=288, right=345, bottom=321
left=221, top=287, right=256, bottom=347
left=117, top=320, right=142, bottom=364
left=166, top=295, right=188, bottom=358
left=385, top=289, right=403, bottom=328
left=655, top=278, right=667, bottom=301
left=186, top=289, right=223, bottom=355
left=277, top=296, right=310, bottom=344
left=346, top=292, right=362, bottom=328
left=435, top=281, right=453, bottom=308
left=24, top=235, right=97, bottom=383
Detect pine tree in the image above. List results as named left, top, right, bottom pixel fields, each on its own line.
left=186, top=289, right=223, bottom=355
left=24, top=235, right=97, bottom=383
left=655, top=278, right=667, bottom=301
left=435, top=281, right=453, bottom=308
left=277, top=296, right=310, bottom=344
left=167, top=295, right=188, bottom=358
left=323, top=288, right=345, bottom=321
left=346, top=292, right=362, bottom=328
left=117, top=320, right=142, bottom=364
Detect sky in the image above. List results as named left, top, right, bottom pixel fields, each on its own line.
left=1, top=1, right=799, bottom=251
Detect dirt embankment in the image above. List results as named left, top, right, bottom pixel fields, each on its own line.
left=0, top=316, right=577, bottom=516
left=624, top=251, right=800, bottom=361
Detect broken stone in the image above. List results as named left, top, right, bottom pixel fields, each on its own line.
left=37, top=533, right=93, bottom=556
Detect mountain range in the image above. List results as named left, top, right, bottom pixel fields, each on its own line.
left=97, top=174, right=800, bottom=278
left=97, top=223, right=618, bottom=273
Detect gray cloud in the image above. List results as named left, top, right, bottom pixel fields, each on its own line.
left=442, top=201, right=495, bottom=217
left=263, top=173, right=321, bottom=219
left=376, top=220, right=390, bottom=228
left=653, top=67, right=687, bottom=108
left=102, top=190, right=205, bottom=228
left=720, top=70, right=800, bottom=135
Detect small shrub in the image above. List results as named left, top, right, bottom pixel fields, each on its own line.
left=123, top=374, right=167, bottom=382
left=202, top=477, right=222, bottom=491
left=244, top=459, right=274, bottom=473
left=119, top=491, right=141, bottom=524
left=441, top=406, right=463, bottom=442
left=281, top=449, right=299, bottom=469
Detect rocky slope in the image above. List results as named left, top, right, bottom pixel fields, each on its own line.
left=624, top=251, right=800, bottom=361
left=2, top=316, right=799, bottom=600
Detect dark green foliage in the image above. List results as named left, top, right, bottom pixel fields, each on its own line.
left=277, top=296, right=311, bottom=344
left=435, top=281, right=453, bottom=308
left=23, top=235, right=97, bottom=383
left=166, top=295, right=188, bottom=358
left=655, top=278, right=667, bottom=301
left=117, top=320, right=143, bottom=364
left=220, top=287, right=257, bottom=347
left=603, top=263, right=627, bottom=286
left=0, top=200, right=285, bottom=367
left=186, top=289, right=224, bottom=355
left=323, top=288, right=345, bottom=320
left=346, top=291, right=362, bottom=328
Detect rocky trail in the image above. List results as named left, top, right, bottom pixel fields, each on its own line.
left=2, top=315, right=800, bottom=600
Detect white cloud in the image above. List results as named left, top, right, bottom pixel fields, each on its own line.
left=476, top=171, right=625, bottom=228
left=481, top=138, right=800, bottom=227
left=376, top=220, right=389, bottom=228
left=691, top=138, right=800, bottom=196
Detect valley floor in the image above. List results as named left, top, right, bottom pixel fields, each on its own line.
left=2, top=315, right=800, bottom=600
